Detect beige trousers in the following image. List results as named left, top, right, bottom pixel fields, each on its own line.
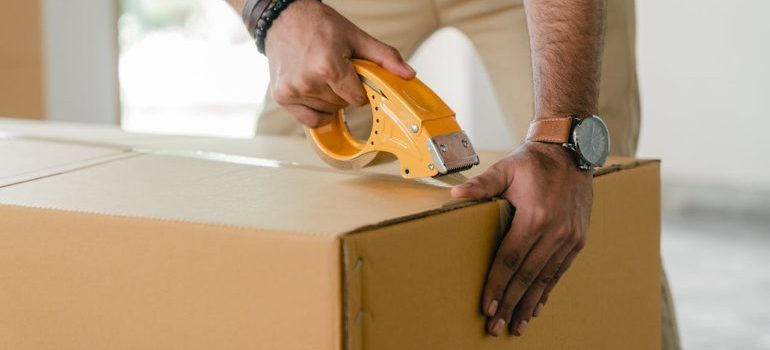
left=256, top=0, right=640, bottom=155
left=255, top=1, right=678, bottom=348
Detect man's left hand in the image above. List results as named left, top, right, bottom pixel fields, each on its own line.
left=451, top=141, right=593, bottom=336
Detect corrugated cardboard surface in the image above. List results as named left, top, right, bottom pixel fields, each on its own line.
left=0, top=153, right=461, bottom=235
left=0, top=121, right=660, bottom=349
left=0, top=205, right=342, bottom=350
left=0, top=118, right=514, bottom=177
left=0, top=2, right=44, bottom=119
left=0, top=138, right=134, bottom=187
left=0, top=118, right=329, bottom=167
left=343, top=164, right=660, bottom=350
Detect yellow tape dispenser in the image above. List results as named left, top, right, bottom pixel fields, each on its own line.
left=306, top=59, right=480, bottom=179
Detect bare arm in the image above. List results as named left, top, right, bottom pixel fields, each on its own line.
left=527, top=0, right=605, bottom=119
left=224, top=0, right=246, bottom=14
left=225, top=0, right=605, bottom=338
left=452, top=0, right=606, bottom=337
left=224, top=0, right=414, bottom=127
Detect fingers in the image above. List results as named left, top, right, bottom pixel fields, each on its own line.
left=539, top=242, right=583, bottom=307
left=487, top=234, right=557, bottom=337
left=283, top=104, right=335, bottom=128
left=353, top=32, right=415, bottom=79
left=451, top=163, right=512, bottom=200
left=507, top=241, right=575, bottom=336
left=277, top=60, right=368, bottom=126
left=481, top=211, right=543, bottom=336
left=467, top=143, right=592, bottom=338
left=296, top=95, right=342, bottom=114
left=273, top=77, right=344, bottom=105
left=327, top=61, right=369, bottom=107
left=273, top=77, right=346, bottom=127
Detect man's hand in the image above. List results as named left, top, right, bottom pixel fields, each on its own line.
left=264, top=0, right=415, bottom=127
left=451, top=142, right=592, bottom=336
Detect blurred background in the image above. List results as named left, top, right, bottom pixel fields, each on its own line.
left=1, top=0, right=768, bottom=348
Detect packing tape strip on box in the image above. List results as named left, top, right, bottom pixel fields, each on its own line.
left=0, top=133, right=465, bottom=189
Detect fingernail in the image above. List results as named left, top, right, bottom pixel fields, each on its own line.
left=486, top=300, right=498, bottom=317
left=534, top=302, right=544, bottom=317
left=491, top=318, right=506, bottom=336
left=456, top=182, right=473, bottom=189
left=405, top=62, right=416, bottom=75
left=516, top=320, right=529, bottom=336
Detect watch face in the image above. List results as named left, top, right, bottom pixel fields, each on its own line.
left=573, top=116, right=610, bottom=166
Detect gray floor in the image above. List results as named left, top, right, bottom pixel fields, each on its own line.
left=662, top=195, right=770, bottom=350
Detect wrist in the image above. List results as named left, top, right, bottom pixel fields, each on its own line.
left=250, top=0, right=321, bottom=54
left=242, top=0, right=271, bottom=38
left=525, top=114, right=610, bottom=171
left=524, top=140, right=572, bottom=163
left=524, top=141, right=594, bottom=179
left=267, top=0, right=318, bottom=37
left=533, top=109, right=597, bottom=122
left=265, top=0, right=324, bottom=55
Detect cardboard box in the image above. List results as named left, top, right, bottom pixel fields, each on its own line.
left=0, top=119, right=661, bottom=349
left=0, top=2, right=44, bottom=119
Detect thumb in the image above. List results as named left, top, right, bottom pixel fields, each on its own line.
left=353, top=32, right=416, bottom=79
left=450, top=165, right=511, bottom=200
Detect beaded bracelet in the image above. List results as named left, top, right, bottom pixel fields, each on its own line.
left=242, top=0, right=272, bottom=39
left=243, top=0, right=322, bottom=55
left=254, top=0, right=290, bottom=54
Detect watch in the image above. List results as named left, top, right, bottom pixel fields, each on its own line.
left=525, top=115, right=610, bottom=170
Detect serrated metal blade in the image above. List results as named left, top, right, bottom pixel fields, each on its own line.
left=415, top=172, right=469, bottom=188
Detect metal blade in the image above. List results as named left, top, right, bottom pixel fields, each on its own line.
left=416, top=172, right=469, bottom=188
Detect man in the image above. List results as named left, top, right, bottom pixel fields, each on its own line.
left=226, top=0, right=678, bottom=348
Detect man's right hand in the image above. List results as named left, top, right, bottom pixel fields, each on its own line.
left=264, top=0, right=415, bottom=128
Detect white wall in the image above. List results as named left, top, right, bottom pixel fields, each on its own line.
left=410, top=28, right=513, bottom=151
left=636, top=1, right=770, bottom=190
left=42, top=0, right=120, bottom=124
left=43, top=0, right=770, bottom=192
left=415, top=3, right=770, bottom=192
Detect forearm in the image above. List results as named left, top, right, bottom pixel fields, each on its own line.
left=225, top=0, right=247, bottom=15
left=524, top=0, right=606, bottom=120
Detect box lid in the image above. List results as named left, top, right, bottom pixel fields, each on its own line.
left=0, top=136, right=133, bottom=188
left=0, top=119, right=646, bottom=237
left=0, top=120, right=662, bottom=350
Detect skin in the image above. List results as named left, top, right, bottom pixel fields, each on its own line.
left=231, top=0, right=414, bottom=127
left=228, top=0, right=605, bottom=337
left=453, top=0, right=606, bottom=336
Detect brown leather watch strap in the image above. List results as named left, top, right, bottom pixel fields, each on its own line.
left=525, top=117, right=574, bottom=144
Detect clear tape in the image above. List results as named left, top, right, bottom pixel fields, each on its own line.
left=0, top=133, right=466, bottom=189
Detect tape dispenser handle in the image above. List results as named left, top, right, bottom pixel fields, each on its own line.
left=305, top=80, right=376, bottom=167
left=307, top=59, right=457, bottom=176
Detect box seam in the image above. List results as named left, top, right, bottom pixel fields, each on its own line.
left=0, top=203, right=336, bottom=239
left=0, top=152, right=139, bottom=188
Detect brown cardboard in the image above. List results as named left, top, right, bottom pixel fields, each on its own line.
left=0, top=2, right=44, bottom=119
left=0, top=138, right=134, bottom=187
left=0, top=121, right=660, bottom=349
left=343, top=164, right=661, bottom=350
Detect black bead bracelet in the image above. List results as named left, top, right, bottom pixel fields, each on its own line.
left=255, top=0, right=278, bottom=53
left=256, top=0, right=296, bottom=54
left=243, top=0, right=322, bottom=55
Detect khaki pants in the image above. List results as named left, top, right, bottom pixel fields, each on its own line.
left=256, top=1, right=679, bottom=348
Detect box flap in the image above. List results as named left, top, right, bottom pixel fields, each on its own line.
left=1, top=118, right=163, bottom=146
left=340, top=162, right=661, bottom=349
left=0, top=118, right=539, bottom=179
left=0, top=204, right=343, bottom=350
left=0, top=137, right=134, bottom=187
left=0, top=120, right=654, bottom=236
left=0, top=118, right=329, bottom=168
left=0, top=153, right=458, bottom=235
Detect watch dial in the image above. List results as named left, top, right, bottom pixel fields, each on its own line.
left=573, top=116, right=610, bottom=166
